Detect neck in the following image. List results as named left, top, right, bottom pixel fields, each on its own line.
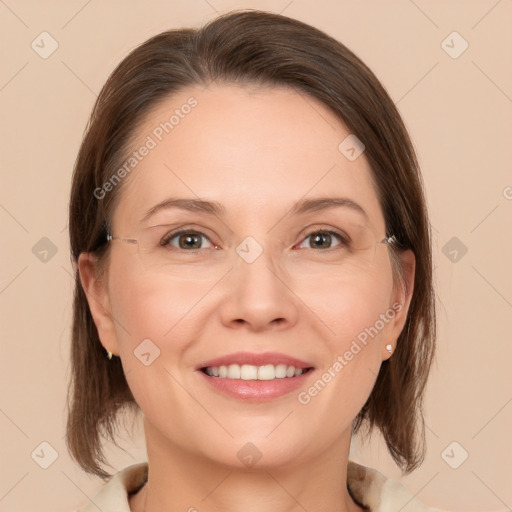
left=129, top=419, right=365, bottom=512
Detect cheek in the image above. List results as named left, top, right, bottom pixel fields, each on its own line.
left=109, top=263, right=212, bottom=339
left=294, top=264, right=395, bottom=345
left=294, top=266, right=393, bottom=398
left=106, top=264, right=217, bottom=396
left=106, top=268, right=210, bottom=417
left=294, top=273, right=393, bottom=438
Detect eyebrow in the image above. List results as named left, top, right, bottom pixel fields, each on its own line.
left=140, top=196, right=368, bottom=223
left=141, top=198, right=225, bottom=223
left=290, top=197, right=368, bottom=219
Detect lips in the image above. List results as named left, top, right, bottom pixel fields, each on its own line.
left=195, top=351, right=313, bottom=371
left=195, top=352, right=315, bottom=401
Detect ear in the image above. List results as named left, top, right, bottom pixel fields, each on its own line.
left=382, top=249, right=415, bottom=360
left=77, top=252, right=119, bottom=356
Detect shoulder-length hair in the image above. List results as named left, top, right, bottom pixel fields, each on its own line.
left=66, top=9, right=436, bottom=480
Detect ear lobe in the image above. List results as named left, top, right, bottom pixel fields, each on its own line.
left=383, top=249, right=415, bottom=359
left=77, top=252, right=119, bottom=356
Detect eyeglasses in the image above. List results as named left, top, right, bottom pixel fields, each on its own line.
left=106, top=220, right=397, bottom=276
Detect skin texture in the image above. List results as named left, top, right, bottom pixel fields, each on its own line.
left=79, top=83, right=415, bottom=512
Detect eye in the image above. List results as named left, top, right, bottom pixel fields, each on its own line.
left=162, top=230, right=217, bottom=250
left=296, top=229, right=347, bottom=250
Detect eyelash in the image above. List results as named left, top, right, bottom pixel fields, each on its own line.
left=160, top=227, right=350, bottom=251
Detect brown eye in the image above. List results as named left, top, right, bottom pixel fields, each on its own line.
left=297, top=230, right=345, bottom=250
left=162, top=230, right=214, bottom=250
left=177, top=233, right=203, bottom=249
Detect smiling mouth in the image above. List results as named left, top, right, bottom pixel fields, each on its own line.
left=201, top=363, right=314, bottom=380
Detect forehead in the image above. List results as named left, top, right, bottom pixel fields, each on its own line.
left=111, top=83, right=385, bottom=234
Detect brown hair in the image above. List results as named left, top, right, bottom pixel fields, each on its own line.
left=66, top=9, right=436, bottom=480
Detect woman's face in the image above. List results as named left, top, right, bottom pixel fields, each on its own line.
left=81, top=83, right=414, bottom=469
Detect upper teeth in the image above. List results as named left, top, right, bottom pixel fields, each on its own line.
left=204, top=364, right=304, bottom=380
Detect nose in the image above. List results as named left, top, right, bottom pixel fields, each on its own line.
left=218, top=244, right=300, bottom=333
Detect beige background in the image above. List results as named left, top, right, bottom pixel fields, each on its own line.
left=1, top=1, right=511, bottom=511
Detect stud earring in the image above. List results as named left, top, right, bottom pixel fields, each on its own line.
left=106, top=349, right=113, bottom=360
left=386, top=344, right=393, bottom=354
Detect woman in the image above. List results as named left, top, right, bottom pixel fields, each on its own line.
left=67, top=9, right=443, bottom=511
